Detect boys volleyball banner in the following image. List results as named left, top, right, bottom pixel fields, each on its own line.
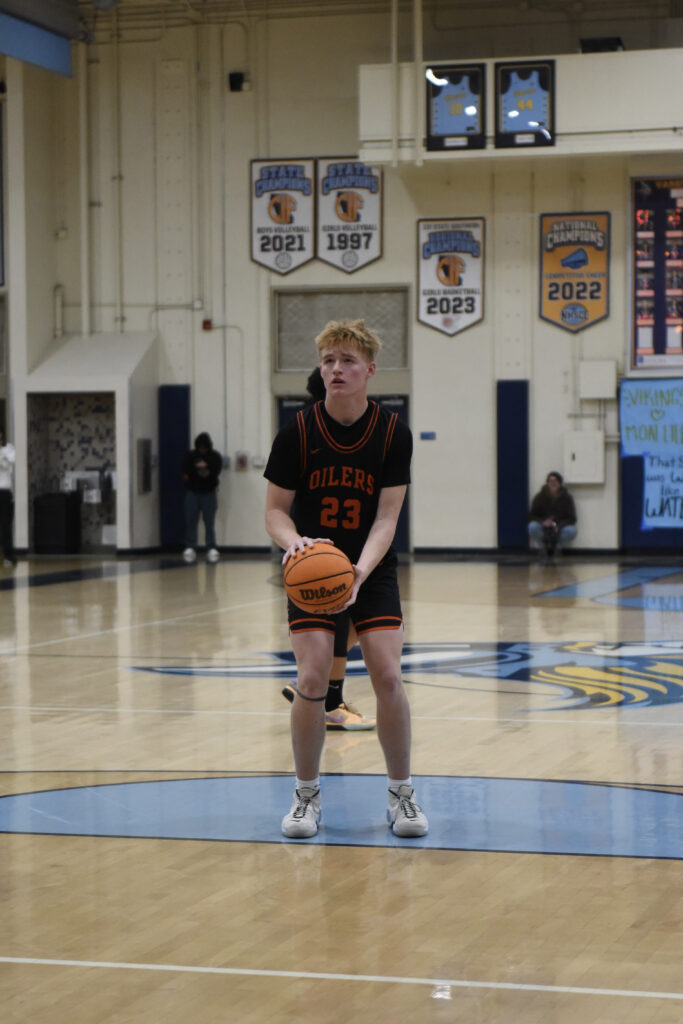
left=539, top=212, right=610, bottom=332
left=316, top=158, right=382, bottom=273
left=417, top=218, right=485, bottom=336
left=251, top=159, right=315, bottom=274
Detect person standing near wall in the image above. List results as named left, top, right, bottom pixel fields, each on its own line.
left=182, top=432, right=223, bottom=563
left=0, top=429, right=17, bottom=568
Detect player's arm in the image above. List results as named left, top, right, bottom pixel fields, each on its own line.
left=264, top=481, right=332, bottom=565
left=341, top=484, right=407, bottom=608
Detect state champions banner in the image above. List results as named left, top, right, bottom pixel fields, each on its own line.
left=417, top=218, right=485, bottom=336
left=251, top=159, right=315, bottom=275
left=539, top=212, right=610, bottom=332
left=316, top=158, right=382, bottom=273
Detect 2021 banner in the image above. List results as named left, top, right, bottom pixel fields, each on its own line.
left=250, top=159, right=315, bottom=275
left=417, top=218, right=485, bottom=336
left=539, top=212, right=610, bottom=332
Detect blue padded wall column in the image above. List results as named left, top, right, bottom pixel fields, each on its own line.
left=497, top=380, right=529, bottom=548
left=159, top=385, right=190, bottom=549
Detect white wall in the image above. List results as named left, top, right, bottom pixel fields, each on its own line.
left=7, top=10, right=683, bottom=551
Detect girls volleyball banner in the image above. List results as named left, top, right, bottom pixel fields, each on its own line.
left=250, top=159, right=315, bottom=275
left=539, top=212, right=610, bottom=332
left=417, top=218, right=485, bottom=336
left=316, top=158, right=382, bottom=273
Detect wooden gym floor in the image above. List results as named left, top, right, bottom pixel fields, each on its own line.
left=0, top=552, right=682, bottom=1023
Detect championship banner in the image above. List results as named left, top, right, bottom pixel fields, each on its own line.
left=316, top=158, right=382, bottom=273
left=539, top=212, right=610, bottom=332
left=250, top=159, right=315, bottom=275
left=417, top=218, right=485, bottom=336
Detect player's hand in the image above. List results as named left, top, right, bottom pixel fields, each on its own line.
left=281, top=536, right=333, bottom=565
left=334, top=563, right=365, bottom=612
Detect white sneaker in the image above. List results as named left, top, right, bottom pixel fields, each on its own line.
left=207, top=547, right=219, bottom=563
left=387, top=785, right=428, bottom=837
left=282, top=787, right=321, bottom=838
left=182, top=547, right=197, bottom=563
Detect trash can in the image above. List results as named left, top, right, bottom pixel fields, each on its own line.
left=33, top=492, right=82, bottom=554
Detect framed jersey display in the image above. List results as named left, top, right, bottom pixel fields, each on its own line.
left=250, top=159, right=315, bottom=275
left=425, top=64, right=486, bottom=151
left=631, top=176, right=683, bottom=370
left=316, top=158, right=383, bottom=272
left=417, top=217, right=485, bottom=336
left=495, top=60, right=555, bottom=148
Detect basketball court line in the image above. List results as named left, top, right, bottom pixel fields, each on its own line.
left=1, top=704, right=682, bottom=727
left=0, top=955, right=681, bottom=1002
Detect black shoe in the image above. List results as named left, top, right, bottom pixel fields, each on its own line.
left=282, top=683, right=297, bottom=704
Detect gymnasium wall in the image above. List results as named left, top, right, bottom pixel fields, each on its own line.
left=5, top=9, right=683, bottom=552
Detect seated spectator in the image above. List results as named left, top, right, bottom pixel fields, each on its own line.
left=528, top=471, right=577, bottom=558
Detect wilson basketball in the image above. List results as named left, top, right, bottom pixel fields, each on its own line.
left=283, top=542, right=355, bottom=613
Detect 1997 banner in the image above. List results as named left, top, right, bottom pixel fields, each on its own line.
left=417, top=218, right=485, bottom=336
left=316, top=158, right=382, bottom=273
left=251, top=159, right=315, bottom=275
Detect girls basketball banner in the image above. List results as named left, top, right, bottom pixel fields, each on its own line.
left=250, top=159, right=315, bottom=275
left=417, top=218, right=485, bottom=336
left=316, top=158, right=382, bottom=273
left=539, top=212, right=610, bottom=332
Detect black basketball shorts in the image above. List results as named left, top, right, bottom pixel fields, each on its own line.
left=288, top=559, right=403, bottom=636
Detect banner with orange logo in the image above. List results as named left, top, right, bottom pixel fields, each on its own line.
left=316, top=158, right=382, bottom=273
left=417, top=218, right=485, bottom=335
left=251, top=159, right=315, bottom=274
left=539, top=212, right=610, bottom=332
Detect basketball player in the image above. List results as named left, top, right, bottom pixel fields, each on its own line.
left=281, top=366, right=375, bottom=732
left=264, top=319, right=428, bottom=839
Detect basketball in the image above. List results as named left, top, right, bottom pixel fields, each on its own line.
left=283, top=542, right=355, bottom=614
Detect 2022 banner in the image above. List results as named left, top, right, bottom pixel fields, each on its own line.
left=539, top=212, right=610, bottom=332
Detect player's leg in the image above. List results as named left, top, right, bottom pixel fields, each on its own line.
left=324, top=620, right=376, bottom=730
left=360, top=626, right=427, bottom=838
left=183, top=492, right=199, bottom=562
left=281, top=627, right=334, bottom=838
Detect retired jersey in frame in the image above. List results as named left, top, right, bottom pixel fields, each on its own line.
left=539, top=213, right=610, bottom=333
left=316, top=158, right=382, bottom=273
left=417, top=218, right=485, bottom=336
left=251, top=159, right=315, bottom=274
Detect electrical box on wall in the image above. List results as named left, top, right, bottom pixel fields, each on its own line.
left=578, top=360, right=616, bottom=400
left=563, top=430, right=605, bottom=483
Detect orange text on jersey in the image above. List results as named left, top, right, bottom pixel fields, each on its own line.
left=308, top=465, right=375, bottom=495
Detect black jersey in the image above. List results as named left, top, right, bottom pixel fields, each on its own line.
left=264, top=400, right=412, bottom=564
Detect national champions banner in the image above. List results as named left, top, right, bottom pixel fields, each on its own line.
left=251, top=159, right=315, bottom=274
left=417, top=218, right=485, bottom=336
left=539, top=212, right=610, bottom=332
left=316, top=158, right=382, bottom=273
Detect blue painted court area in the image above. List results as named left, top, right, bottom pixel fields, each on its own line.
left=0, top=775, right=681, bottom=858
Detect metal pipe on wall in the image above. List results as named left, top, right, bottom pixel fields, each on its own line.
left=413, top=0, right=423, bottom=166
left=78, top=42, right=91, bottom=336
left=391, top=0, right=399, bottom=167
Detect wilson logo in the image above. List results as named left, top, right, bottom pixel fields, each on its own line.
left=299, top=583, right=347, bottom=600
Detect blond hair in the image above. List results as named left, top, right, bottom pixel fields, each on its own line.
left=315, top=319, right=382, bottom=361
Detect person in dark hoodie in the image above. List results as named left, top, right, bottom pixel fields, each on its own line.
left=182, top=432, right=223, bottom=563
left=527, top=470, right=577, bottom=559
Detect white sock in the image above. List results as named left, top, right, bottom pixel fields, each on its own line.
left=296, top=777, right=320, bottom=792
left=388, top=777, right=412, bottom=793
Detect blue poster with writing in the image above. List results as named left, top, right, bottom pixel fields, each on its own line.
left=620, top=379, right=683, bottom=529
